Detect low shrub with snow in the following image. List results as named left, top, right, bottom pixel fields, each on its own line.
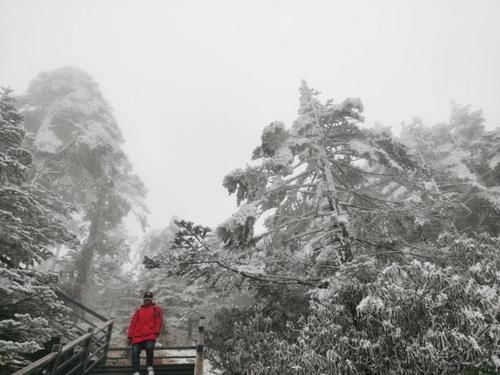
left=207, top=234, right=500, bottom=374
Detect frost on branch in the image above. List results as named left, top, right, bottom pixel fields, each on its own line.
left=259, top=121, right=289, bottom=157
left=223, top=167, right=267, bottom=206
left=217, top=202, right=259, bottom=248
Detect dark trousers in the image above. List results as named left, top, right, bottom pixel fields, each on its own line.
left=131, top=340, right=155, bottom=372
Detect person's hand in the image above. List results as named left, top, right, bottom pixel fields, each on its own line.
left=127, top=337, right=132, bottom=346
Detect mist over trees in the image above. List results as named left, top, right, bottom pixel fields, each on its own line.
left=1, top=70, right=499, bottom=374
left=0, top=68, right=149, bottom=372
left=19, top=67, right=148, bottom=304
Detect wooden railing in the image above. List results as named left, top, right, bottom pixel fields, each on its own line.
left=195, top=317, right=205, bottom=375
left=104, top=317, right=206, bottom=374
left=12, top=289, right=114, bottom=375
left=106, top=345, right=197, bottom=361
left=12, top=290, right=206, bottom=375
left=12, top=319, right=114, bottom=375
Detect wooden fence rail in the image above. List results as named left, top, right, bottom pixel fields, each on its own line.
left=12, top=289, right=206, bottom=375
left=12, top=319, right=114, bottom=375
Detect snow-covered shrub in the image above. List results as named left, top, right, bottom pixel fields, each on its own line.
left=206, top=286, right=309, bottom=374
left=0, top=269, right=73, bottom=368
left=205, top=234, right=500, bottom=374
left=287, top=234, right=500, bottom=374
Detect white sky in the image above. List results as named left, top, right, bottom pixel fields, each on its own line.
left=1, top=0, right=500, bottom=233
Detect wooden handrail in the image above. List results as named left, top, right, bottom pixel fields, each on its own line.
left=106, top=343, right=199, bottom=361
left=55, top=350, right=85, bottom=373
left=12, top=319, right=115, bottom=375
left=11, top=352, right=58, bottom=375
left=93, top=319, right=114, bottom=333
left=107, top=354, right=197, bottom=360
left=60, top=332, right=93, bottom=354
left=108, top=345, right=197, bottom=351
left=88, top=341, right=109, bottom=360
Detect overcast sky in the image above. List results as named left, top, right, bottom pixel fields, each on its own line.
left=1, top=0, right=499, bottom=233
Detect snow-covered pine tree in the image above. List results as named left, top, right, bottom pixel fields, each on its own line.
left=20, top=67, right=148, bottom=304
left=400, top=104, right=500, bottom=236
left=167, top=82, right=426, bottom=288
left=161, top=84, right=500, bottom=374
left=0, top=88, right=76, bottom=370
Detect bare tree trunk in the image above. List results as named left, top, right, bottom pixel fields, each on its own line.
left=74, top=189, right=105, bottom=303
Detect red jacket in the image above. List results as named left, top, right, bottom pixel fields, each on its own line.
left=127, top=303, right=163, bottom=344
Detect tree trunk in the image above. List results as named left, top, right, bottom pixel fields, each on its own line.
left=74, top=189, right=105, bottom=303
left=320, top=148, right=352, bottom=262
left=310, top=96, right=352, bottom=262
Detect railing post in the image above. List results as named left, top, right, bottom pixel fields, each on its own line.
left=101, top=320, right=114, bottom=365
left=194, top=316, right=205, bottom=375
left=80, top=328, right=94, bottom=375
left=49, top=343, right=63, bottom=375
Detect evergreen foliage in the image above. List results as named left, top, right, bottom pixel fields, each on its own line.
left=400, top=105, right=500, bottom=236
left=210, top=234, right=500, bottom=374
left=0, top=88, right=75, bottom=370
left=154, top=83, right=500, bottom=374
left=141, top=220, right=251, bottom=346
left=19, top=67, right=148, bottom=304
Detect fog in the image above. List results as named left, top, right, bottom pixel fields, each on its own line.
left=1, top=0, right=499, bottom=232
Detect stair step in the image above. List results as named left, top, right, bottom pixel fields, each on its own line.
left=90, top=364, right=195, bottom=375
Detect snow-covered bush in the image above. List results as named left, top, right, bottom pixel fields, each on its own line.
left=206, top=285, right=309, bottom=374
left=0, top=269, right=73, bottom=368
left=287, top=234, right=500, bottom=374
left=205, top=234, right=500, bottom=374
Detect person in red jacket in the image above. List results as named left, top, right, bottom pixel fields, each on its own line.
left=127, top=291, right=164, bottom=375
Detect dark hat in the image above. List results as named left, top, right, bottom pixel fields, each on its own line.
left=143, top=291, right=153, bottom=300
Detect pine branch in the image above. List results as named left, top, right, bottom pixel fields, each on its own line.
left=178, top=223, right=321, bottom=287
